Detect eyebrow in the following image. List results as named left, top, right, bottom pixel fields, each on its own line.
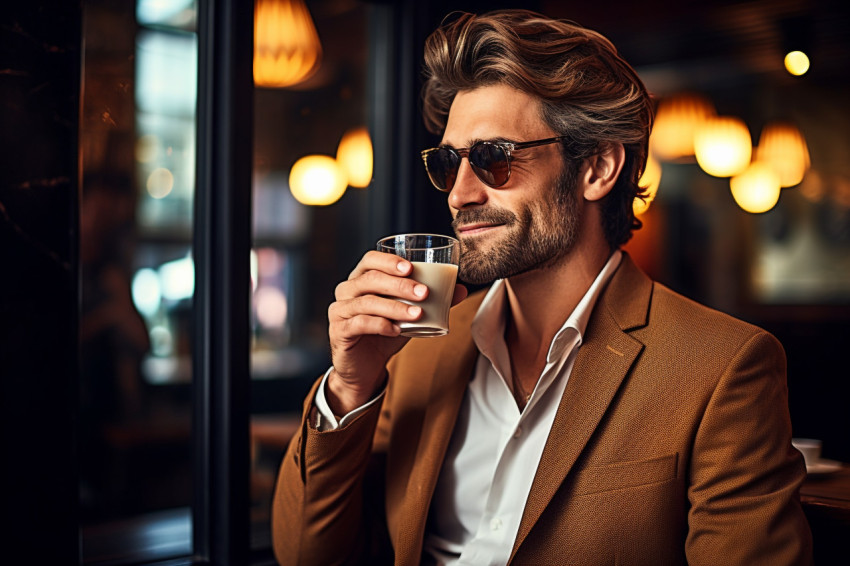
left=438, top=137, right=515, bottom=150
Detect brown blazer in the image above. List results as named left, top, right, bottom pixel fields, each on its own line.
left=272, top=254, right=813, bottom=565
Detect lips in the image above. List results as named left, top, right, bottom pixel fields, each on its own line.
left=452, top=208, right=515, bottom=236
left=455, top=222, right=504, bottom=236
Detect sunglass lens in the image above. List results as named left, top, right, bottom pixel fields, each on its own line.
left=469, top=143, right=510, bottom=187
left=426, top=148, right=460, bottom=191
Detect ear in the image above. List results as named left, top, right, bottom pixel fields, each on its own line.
left=580, top=143, right=626, bottom=202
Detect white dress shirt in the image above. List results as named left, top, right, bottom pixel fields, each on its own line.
left=317, top=251, right=623, bottom=565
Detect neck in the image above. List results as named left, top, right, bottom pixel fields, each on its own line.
left=504, top=242, right=611, bottom=359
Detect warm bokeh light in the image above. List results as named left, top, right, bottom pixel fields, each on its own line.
left=255, top=286, right=289, bottom=329
left=146, top=167, right=174, bottom=198
left=650, top=93, right=716, bottom=161
left=756, top=122, right=810, bottom=187
left=694, top=116, right=752, bottom=177
left=336, top=127, right=373, bottom=188
left=257, top=247, right=285, bottom=278
left=730, top=161, right=781, bottom=213
left=289, top=154, right=347, bottom=205
left=634, top=154, right=662, bottom=215
left=254, top=0, right=322, bottom=88
left=135, top=134, right=159, bottom=163
left=784, top=50, right=810, bottom=76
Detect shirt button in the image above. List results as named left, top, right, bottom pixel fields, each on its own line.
left=490, top=518, right=502, bottom=531
left=513, top=426, right=522, bottom=438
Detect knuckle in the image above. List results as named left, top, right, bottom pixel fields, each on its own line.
left=363, top=269, right=382, bottom=284
left=396, top=276, right=413, bottom=295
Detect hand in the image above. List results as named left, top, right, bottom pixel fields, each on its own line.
left=326, top=251, right=467, bottom=414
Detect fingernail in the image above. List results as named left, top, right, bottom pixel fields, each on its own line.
left=408, top=305, right=421, bottom=317
left=397, top=261, right=408, bottom=272
left=414, top=284, right=427, bottom=297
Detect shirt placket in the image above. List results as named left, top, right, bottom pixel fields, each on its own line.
left=459, top=331, right=580, bottom=565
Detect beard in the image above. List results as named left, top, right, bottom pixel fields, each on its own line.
left=451, top=165, right=581, bottom=285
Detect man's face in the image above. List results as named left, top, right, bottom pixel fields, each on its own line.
left=442, top=85, right=582, bottom=285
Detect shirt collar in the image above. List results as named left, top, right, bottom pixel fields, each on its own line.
left=471, top=250, right=622, bottom=365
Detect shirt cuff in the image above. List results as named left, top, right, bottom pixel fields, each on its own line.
left=313, top=367, right=386, bottom=431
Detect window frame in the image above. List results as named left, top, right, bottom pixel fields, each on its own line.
left=73, top=0, right=428, bottom=563
left=192, top=0, right=254, bottom=563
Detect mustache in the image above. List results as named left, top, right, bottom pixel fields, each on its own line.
left=452, top=207, right=517, bottom=231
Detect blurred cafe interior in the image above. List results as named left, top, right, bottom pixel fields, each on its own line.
left=1, top=0, right=849, bottom=564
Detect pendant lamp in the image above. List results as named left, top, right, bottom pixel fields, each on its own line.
left=254, top=0, right=322, bottom=88
left=756, top=122, right=810, bottom=188
left=694, top=116, right=752, bottom=178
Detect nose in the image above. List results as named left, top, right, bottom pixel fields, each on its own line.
left=447, top=157, right=488, bottom=211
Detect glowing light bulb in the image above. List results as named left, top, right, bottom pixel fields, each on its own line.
left=756, top=122, right=810, bottom=187
left=146, top=167, right=174, bottom=198
left=784, top=51, right=810, bottom=76
left=289, top=154, right=347, bottom=205
left=694, top=116, right=752, bottom=178
left=730, top=161, right=781, bottom=213
left=336, top=127, right=373, bottom=188
left=649, top=93, right=715, bottom=161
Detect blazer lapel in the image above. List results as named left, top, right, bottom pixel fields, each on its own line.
left=392, top=293, right=482, bottom=564
left=512, top=254, right=652, bottom=556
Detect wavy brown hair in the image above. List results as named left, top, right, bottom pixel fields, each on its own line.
left=422, top=9, right=654, bottom=248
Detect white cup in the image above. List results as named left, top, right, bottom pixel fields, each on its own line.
left=377, top=234, right=459, bottom=337
left=791, top=438, right=822, bottom=468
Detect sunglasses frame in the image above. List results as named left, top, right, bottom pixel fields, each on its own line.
left=420, top=135, right=569, bottom=192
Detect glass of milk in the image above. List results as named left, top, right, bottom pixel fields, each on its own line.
left=377, top=233, right=459, bottom=337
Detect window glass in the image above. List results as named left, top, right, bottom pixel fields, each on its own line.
left=80, top=0, right=196, bottom=562
left=248, top=0, right=372, bottom=547
left=81, top=0, right=374, bottom=559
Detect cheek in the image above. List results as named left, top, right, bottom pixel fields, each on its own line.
left=525, top=196, right=568, bottom=235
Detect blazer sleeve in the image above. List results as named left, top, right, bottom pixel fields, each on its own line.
left=685, top=330, right=813, bottom=565
left=271, top=376, right=392, bottom=566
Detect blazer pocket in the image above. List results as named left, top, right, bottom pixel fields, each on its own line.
left=571, top=453, right=678, bottom=497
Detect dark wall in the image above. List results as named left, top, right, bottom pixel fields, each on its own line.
left=0, top=2, right=81, bottom=562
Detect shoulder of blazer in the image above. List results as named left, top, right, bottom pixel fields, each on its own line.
left=611, top=254, right=780, bottom=357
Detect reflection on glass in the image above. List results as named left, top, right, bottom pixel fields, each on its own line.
left=80, top=0, right=373, bottom=558
left=134, top=246, right=194, bottom=384
left=136, top=0, right=195, bottom=28
left=248, top=0, right=371, bottom=547
left=136, top=29, right=197, bottom=230
left=80, top=0, right=197, bottom=562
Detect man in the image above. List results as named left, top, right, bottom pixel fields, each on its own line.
left=272, top=10, right=813, bottom=565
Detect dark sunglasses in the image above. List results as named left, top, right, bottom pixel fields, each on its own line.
left=420, top=136, right=568, bottom=192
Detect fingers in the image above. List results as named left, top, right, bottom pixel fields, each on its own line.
left=336, top=251, right=428, bottom=303
left=328, top=295, right=422, bottom=332
left=348, top=250, right=412, bottom=281
left=330, top=311, right=402, bottom=341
